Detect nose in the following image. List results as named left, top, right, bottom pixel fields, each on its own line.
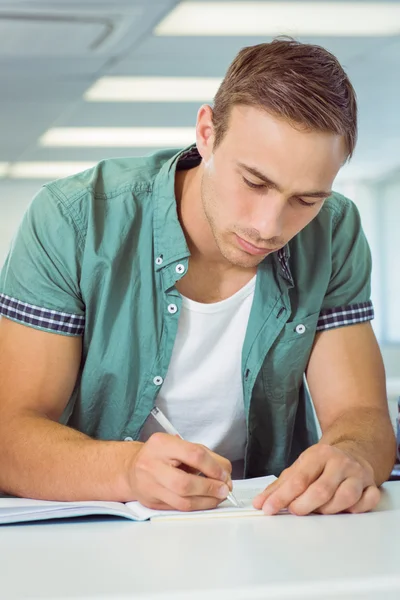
left=249, top=191, right=285, bottom=241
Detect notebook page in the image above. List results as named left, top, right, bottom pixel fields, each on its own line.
left=125, top=475, right=277, bottom=520
left=0, top=497, right=144, bottom=524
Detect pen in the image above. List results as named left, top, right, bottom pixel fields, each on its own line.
left=150, top=406, right=240, bottom=508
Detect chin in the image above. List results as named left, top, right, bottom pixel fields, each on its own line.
left=222, top=246, right=263, bottom=269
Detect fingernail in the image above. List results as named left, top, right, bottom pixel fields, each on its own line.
left=222, top=471, right=231, bottom=483
left=263, top=502, right=275, bottom=515
left=218, top=484, right=229, bottom=499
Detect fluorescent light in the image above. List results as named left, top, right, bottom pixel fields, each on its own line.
left=155, top=2, right=400, bottom=36
left=6, top=162, right=96, bottom=179
left=84, top=77, right=222, bottom=102
left=39, top=127, right=196, bottom=147
left=0, top=163, right=10, bottom=177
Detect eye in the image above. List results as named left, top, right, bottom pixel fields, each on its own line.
left=243, top=176, right=265, bottom=190
left=296, top=198, right=318, bottom=208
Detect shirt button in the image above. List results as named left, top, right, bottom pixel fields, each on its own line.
left=155, top=256, right=163, bottom=266
left=153, top=376, right=163, bottom=386
left=176, top=264, right=185, bottom=274
left=295, top=324, right=306, bottom=335
left=124, top=436, right=133, bottom=442
left=168, top=303, right=178, bottom=314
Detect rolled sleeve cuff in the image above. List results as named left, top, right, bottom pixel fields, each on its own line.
left=0, top=293, right=85, bottom=336
left=317, top=301, right=374, bottom=332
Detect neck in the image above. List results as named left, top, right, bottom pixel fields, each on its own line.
left=175, top=164, right=233, bottom=272
left=174, top=165, right=257, bottom=302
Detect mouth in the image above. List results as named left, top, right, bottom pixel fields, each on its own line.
left=235, top=235, right=277, bottom=256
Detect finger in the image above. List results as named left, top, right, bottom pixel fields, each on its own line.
left=347, top=485, right=381, bottom=514
left=181, top=449, right=233, bottom=489
left=149, top=433, right=230, bottom=483
left=137, top=484, right=221, bottom=512
left=259, top=471, right=317, bottom=515
left=252, top=470, right=291, bottom=509
left=287, top=460, right=348, bottom=516
left=156, top=463, right=230, bottom=501
left=305, top=477, right=364, bottom=515
left=253, top=445, right=334, bottom=512
left=207, top=449, right=233, bottom=476
left=160, top=488, right=222, bottom=512
left=255, top=452, right=327, bottom=515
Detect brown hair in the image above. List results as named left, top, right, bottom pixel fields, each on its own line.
left=212, top=38, right=357, bottom=160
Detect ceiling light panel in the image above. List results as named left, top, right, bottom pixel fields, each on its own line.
left=155, top=2, right=400, bottom=36
left=85, top=77, right=222, bottom=102
left=5, top=162, right=96, bottom=179
left=39, top=128, right=196, bottom=147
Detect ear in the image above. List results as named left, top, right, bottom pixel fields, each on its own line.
left=195, top=104, right=215, bottom=164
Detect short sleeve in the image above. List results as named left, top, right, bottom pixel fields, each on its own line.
left=317, top=197, right=374, bottom=331
left=0, top=185, right=85, bottom=336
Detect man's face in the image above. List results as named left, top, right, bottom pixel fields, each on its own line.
left=197, top=105, right=346, bottom=268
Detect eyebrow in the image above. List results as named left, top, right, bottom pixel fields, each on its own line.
left=237, top=162, right=332, bottom=199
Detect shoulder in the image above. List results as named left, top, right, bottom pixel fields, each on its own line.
left=47, top=149, right=176, bottom=207
left=294, top=191, right=362, bottom=252
left=317, top=191, right=361, bottom=231
left=27, top=149, right=178, bottom=242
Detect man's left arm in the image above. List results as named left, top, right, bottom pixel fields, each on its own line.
left=254, top=322, right=396, bottom=516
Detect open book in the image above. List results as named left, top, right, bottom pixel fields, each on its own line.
left=0, top=475, right=276, bottom=525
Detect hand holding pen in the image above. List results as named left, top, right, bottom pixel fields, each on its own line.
left=150, top=407, right=240, bottom=508
left=128, top=408, right=237, bottom=511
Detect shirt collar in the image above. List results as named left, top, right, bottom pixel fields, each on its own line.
left=276, top=245, right=294, bottom=286
left=152, top=146, right=194, bottom=270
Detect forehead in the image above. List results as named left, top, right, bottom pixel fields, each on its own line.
left=221, top=105, right=346, bottom=188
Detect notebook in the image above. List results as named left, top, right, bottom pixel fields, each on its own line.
left=0, top=475, right=276, bottom=525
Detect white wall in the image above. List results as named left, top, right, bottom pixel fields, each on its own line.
left=380, top=174, right=400, bottom=343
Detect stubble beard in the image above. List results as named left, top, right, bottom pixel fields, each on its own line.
left=200, top=174, right=263, bottom=269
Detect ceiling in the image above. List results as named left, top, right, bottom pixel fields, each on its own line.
left=1, top=0, right=400, bottom=184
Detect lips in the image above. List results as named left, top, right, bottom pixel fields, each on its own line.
left=235, top=235, right=275, bottom=256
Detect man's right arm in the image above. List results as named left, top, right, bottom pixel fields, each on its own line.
left=0, top=318, right=231, bottom=508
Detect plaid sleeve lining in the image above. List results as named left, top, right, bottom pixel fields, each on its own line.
left=316, top=301, right=374, bottom=332
left=0, top=293, right=85, bottom=336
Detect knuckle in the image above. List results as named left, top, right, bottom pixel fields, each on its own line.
left=148, top=432, right=165, bottom=447
left=208, top=481, right=222, bottom=497
left=313, top=482, right=333, bottom=502
left=172, top=474, right=191, bottom=496
left=340, top=487, right=360, bottom=506
left=190, top=445, right=206, bottom=465
left=176, top=497, right=193, bottom=512
left=340, top=455, right=355, bottom=470
left=317, top=443, right=332, bottom=459
left=291, top=474, right=308, bottom=493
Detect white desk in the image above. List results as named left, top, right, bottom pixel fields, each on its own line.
left=1, top=482, right=400, bottom=600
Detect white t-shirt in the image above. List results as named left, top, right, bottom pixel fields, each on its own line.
left=140, top=276, right=256, bottom=479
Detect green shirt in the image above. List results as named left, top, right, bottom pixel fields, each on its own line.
left=0, top=146, right=374, bottom=477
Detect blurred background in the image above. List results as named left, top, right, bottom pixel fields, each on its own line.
left=0, top=0, right=399, bottom=429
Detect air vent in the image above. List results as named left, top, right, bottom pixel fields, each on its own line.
left=0, top=13, right=115, bottom=55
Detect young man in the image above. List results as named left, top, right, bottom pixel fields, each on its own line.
left=0, top=39, right=395, bottom=516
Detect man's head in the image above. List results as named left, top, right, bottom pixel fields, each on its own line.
left=194, top=38, right=357, bottom=268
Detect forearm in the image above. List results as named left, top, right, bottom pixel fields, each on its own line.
left=319, top=407, right=397, bottom=485
left=0, top=409, right=141, bottom=502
